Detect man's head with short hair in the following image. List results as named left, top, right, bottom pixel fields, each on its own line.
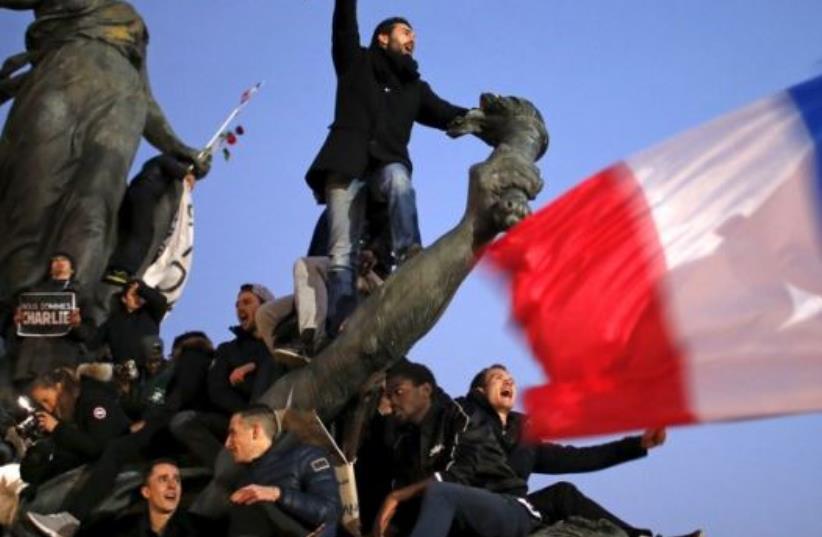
left=121, top=281, right=146, bottom=312
left=236, top=283, right=273, bottom=333
left=225, top=405, right=280, bottom=463
left=48, top=252, right=74, bottom=281
left=140, top=459, right=181, bottom=517
left=385, top=360, right=436, bottom=425
left=170, top=330, right=213, bottom=361
left=371, top=16, right=415, bottom=56
left=470, top=364, right=516, bottom=414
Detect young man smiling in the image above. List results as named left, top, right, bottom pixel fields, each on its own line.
left=132, top=459, right=194, bottom=537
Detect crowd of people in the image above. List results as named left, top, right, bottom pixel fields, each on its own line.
left=0, top=1, right=703, bottom=536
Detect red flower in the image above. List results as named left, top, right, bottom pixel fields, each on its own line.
left=226, top=132, right=238, bottom=145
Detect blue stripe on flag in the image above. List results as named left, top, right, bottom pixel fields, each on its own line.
left=788, top=75, right=822, bottom=227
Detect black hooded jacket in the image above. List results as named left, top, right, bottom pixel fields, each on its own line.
left=457, top=390, right=648, bottom=482
left=391, top=388, right=527, bottom=497
left=208, top=326, right=286, bottom=415
left=21, top=373, right=130, bottom=485
left=305, top=0, right=467, bottom=201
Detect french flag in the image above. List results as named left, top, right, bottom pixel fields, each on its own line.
left=487, top=75, right=822, bottom=440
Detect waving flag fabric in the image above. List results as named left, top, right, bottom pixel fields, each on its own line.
left=487, top=75, right=822, bottom=440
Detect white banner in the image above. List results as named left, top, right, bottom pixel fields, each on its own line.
left=142, top=184, right=194, bottom=311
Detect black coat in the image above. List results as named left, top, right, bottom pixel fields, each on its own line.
left=21, top=375, right=130, bottom=485
left=207, top=326, right=286, bottom=415
left=95, top=281, right=167, bottom=367
left=305, top=0, right=467, bottom=201
left=391, top=389, right=527, bottom=497
left=458, top=391, right=648, bottom=482
left=144, top=340, right=215, bottom=424
left=241, top=440, right=341, bottom=537
left=112, top=509, right=196, bottom=537
left=10, top=277, right=96, bottom=383
left=53, top=376, right=131, bottom=459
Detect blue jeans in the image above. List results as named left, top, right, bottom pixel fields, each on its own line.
left=408, top=481, right=536, bottom=537
left=325, top=163, right=420, bottom=336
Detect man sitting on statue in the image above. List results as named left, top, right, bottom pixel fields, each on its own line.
left=373, top=360, right=540, bottom=537
left=103, top=154, right=200, bottom=287
left=257, top=228, right=387, bottom=364
left=224, top=405, right=341, bottom=537
left=460, top=364, right=703, bottom=537
left=209, top=284, right=288, bottom=417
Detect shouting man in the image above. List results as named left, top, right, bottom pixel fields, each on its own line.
left=306, top=0, right=470, bottom=336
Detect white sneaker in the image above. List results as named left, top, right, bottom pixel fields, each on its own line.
left=27, top=511, right=80, bottom=537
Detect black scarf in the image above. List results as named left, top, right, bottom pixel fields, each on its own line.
left=371, top=44, right=420, bottom=85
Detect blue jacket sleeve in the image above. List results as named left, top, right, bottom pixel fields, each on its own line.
left=278, top=447, right=341, bottom=529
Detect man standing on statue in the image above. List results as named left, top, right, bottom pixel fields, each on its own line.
left=305, top=0, right=470, bottom=337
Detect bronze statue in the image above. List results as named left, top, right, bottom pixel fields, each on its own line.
left=0, top=0, right=206, bottom=323
left=11, top=93, right=551, bottom=535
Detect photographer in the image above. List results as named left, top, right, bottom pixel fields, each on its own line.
left=21, top=368, right=130, bottom=489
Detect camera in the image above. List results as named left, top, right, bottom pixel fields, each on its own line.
left=14, top=396, right=44, bottom=443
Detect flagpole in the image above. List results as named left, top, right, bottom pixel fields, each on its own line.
left=197, top=81, right=265, bottom=162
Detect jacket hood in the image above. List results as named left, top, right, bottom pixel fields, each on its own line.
left=75, top=362, right=113, bottom=383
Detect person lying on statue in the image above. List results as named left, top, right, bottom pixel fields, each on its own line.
left=104, top=154, right=203, bottom=287
left=459, top=364, right=704, bottom=537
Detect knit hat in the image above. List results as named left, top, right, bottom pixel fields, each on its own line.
left=240, top=283, right=275, bottom=304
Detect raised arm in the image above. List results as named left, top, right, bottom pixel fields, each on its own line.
left=140, top=58, right=209, bottom=177
left=332, top=0, right=362, bottom=76
left=0, top=0, right=40, bottom=9
left=417, top=81, right=468, bottom=131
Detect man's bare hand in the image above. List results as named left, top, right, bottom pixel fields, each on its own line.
left=35, top=411, right=58, bottom=433
left=230, top=484, right=281, bottom=505
left=229, top=362, right=257, bottom=386
left=68, top=309, right=82, bottom=327
left=641, top=428, right=667, bottom=450
left=373, top=494, right=399, bottom=537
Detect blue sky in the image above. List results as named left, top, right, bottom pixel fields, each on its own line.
left=3, top=1, right=822, bottom=535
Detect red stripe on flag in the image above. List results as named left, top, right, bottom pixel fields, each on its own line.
left=486, top=164, right=696, bottom=439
